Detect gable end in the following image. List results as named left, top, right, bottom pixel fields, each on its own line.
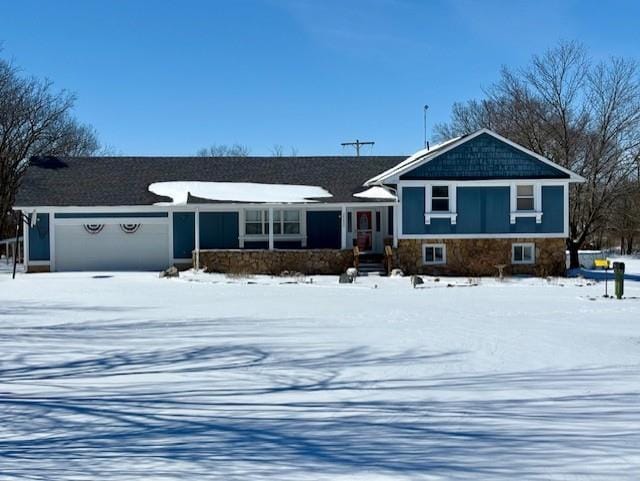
left=400, top=133, right=570, bottom=180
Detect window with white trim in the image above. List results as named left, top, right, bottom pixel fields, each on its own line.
left=244, top=209, right=301, bottom=236
left=423, top=244, right=446, bottom=265
left=273, top=210, right=300, bottom=235
left=245, top=209, right=269, bottom=235
left=512, top=243, right=535, bottom=264
left=431, top=186, right=450, bottom=212
left=516, top=185, right=535, bottom=211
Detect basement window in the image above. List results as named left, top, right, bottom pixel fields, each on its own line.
left=423, top=244, right=446, bottom=265
left=512, top=243, right=535, bottom=264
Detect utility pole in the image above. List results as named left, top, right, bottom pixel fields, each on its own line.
left=341, top=139, right=374, bottom=157
left=423, top=104, right=429, bottom=149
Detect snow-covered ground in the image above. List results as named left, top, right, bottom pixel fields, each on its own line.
left=1, top=264, right=639, bottom=480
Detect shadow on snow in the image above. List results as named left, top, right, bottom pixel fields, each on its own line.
left=0, top=313, right=638, bottom=480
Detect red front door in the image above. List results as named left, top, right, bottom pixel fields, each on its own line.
left=356, top=211, right=372, bottom=251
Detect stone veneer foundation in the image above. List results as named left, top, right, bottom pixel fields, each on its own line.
left=196, top=249, right=354, bottom=275
left=396, top=238, right=567, bottom=277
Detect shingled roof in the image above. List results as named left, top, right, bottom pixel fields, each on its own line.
left=15, top=155, right=405, bottom=207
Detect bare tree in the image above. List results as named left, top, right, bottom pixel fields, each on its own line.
left=196, top=143, right=250, bottom=157
left=434, top=41, right=640, bottom=268
left=606, top=178, right=640, bottom=254
left=0, top=55, right=101, bottom=238
left=269, top=144, right=299, bottom=157
left=270, top=144, right=284, bottom=157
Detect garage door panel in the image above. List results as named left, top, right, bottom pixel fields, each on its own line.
left=55, top=223, right=169, bottom=271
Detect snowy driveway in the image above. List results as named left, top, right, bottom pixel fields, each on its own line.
left=1, top=270, right=639, bottom=480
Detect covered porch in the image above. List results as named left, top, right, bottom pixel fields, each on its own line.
left=184, top=202, right=397, bottom=274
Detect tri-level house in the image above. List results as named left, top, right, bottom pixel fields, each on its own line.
left=15, top=129, right=584, bottom=276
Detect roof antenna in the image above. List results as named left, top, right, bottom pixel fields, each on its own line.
left=423, top=104, right=430, bottom=150
left=341, top=139, right=375, bottom=157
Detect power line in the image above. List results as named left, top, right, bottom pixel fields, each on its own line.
left=341, top=139, right=375, bottom=157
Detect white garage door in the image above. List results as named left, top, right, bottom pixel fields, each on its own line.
left=55, top=223, right=170, bottom=271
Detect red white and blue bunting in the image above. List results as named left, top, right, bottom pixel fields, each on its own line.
left=83, top=224, right=104, bottom=235
left=120, top=224, right=140, bottom=234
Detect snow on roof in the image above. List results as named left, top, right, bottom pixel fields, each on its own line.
left=364, top=135, right=464, bottom=185
left=149, top=181, right=333, bottom=205
left=365, top=136, right=464, bottom=185
left=353, top=186, right=397, bottom=201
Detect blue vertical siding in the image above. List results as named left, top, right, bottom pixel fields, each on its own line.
left=402, top=185, right=565, bottom=235
left=199, top=212, right=239, bottom=249
left=428, top=218, right=455, bottom=234
left=174, top=212, right=241, bottom=255
left=483, top=187, right=511, bottom=233
left=275, top=240, right=303, bottom=249
left=307, top=211, right=341, bottom=248
left=28, top=213, right=50, bottom=261
left=510, top=185, right=564, bottom=234
left=511, top=217, right=537, bottom=233
left=173, top=212, right=195, bottom=259
left=455, top=188, right=483, bottom=232
left=540, top=186, right=564, bottom=233
left=244, top=241, right=268, bottom=249
left=457, top=187, right=511, bottom=234
left=402, top=187, right=428, bottom=234
left=401, top=187, right=456, bottom=235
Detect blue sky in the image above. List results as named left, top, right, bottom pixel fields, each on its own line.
left=2, top=0, right=638, bottom=156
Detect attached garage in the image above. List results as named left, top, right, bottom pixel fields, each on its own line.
left=54, top=220, right=170, bottom=271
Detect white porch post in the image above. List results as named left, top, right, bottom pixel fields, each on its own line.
left=395, top=186, right=402, bottom=248
left=238, top=209, right=245, bottom=248
left=268, top=207, right=274, bottom=251
left=22, top=214, right=29, bottom=270
left=194, top=208, right=200, bottom=270
left=341, top=205, right=347, bottom=249
left=167, top=210, right=174, bottom=266
left=393, top=203, right=399, bottom=248
left=49, top=213, right=55, bottom=272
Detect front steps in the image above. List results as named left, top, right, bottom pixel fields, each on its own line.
left=357, top=254, right=386, bottom=276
